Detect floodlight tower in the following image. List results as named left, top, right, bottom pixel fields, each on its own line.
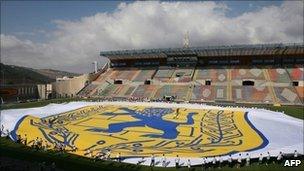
left=183, top=31, right=190, bottom=48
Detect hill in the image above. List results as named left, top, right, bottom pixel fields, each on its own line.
left=0, top=63, right=78, bottom=85
left=34, top=69, right=80, bottom=80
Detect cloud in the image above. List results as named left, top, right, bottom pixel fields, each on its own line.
left=1, top=1, right=303, bottom=73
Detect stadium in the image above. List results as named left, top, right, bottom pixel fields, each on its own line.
left=1, top=1, right=303, bottom=171
left=1, top=43, right=303, bottom=170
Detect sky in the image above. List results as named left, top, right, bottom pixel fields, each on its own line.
left=1, top=0, right=303, bottom=73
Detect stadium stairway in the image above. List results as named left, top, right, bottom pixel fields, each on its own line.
left=227, top=68, right=232, bottom=101
left=263, top=69, right=278, bottom=104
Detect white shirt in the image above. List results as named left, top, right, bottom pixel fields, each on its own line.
left=259, top=155, right=263, bottom=161
left=187, top=160, right=191, bottom=168
left=277, top=153, right=282, bottom=160
left=246, top=155, right=250, bottom=162
left=228, top=156, right=232, bottom=163
left=237, top=156, right=242, bottom=163
left=219, top=157, right=223, bottom=163
left=267, top=153, right=271, bottom=160
left=175, top=157, right=180, bottom=163
left=294, top=151, right=298, bottom=158
left=162, top=156, right=166, bottom=167
left=212, top=157, right=216, bottom=164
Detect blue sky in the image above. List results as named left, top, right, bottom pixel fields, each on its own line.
left=1, top=1, right=122, bottom=42
left=1, top=0, right=284, bottom=42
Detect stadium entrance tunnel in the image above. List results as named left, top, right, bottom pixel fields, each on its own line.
left=144, top=79, right=151, bottom=85
left=205, top=80, right=212, bottom=85
left=293, top=81, right=299, bottom=86
left=242, top=80, right=255, bottom=86
left=114, top=79, right=123, bottom=84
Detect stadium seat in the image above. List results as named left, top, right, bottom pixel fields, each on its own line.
left=131, top=85, right=158, bottom=99
left=267, top=68, right=291, bottom=83
left=132, top=69, right=156, bottom=82
left=232, top=86, right=273, bottom=103
left=231, top=67, right=265, bottom=80
left=273, top=87, right=302, bottom=105
left=191, top=85, right=227, bottom=101
left=154, top=85, right=190, bottom=101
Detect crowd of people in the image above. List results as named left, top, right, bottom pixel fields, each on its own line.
left=82, top=97, right=283, bottom=112
left=0, top=124, right=302, bottom=169
left=146, top=151, right=300, bottom=169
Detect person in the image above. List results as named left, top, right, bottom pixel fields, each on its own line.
left=104, top=150, right=111, bottom=160
left=227, top=154, right=233, bottom=168
left=176, top=108, right=180, bottom=117
left=39, top=138, right=44, bottom=148
left=86, top=149, right=92, bottom=158
left=43, top=141, right=49, bottom=151
left=294, top=150, right=298, bottom=159
left=0, top=125, right=4, bottom=137
left=150, top=154, right=155, bottom=167
left=23, top=134, right=27, bottom=145
left=218, top=155, right=223, bottom=168
left=175, top=155, right=180, bottom=168
left=212, top=156, right=217, bottom=168
left=117, top=152, right=121, bottom=162
left=61, top=143, right=66, bottom=152
left=44, top=140, right=49, bottom=151
left=55, top=142, right=61, bottom=151
left=137, top=157, right=145, bottom=165
left=266, top=151, right=271, bottom=166
left=205, top=157, right=211, bottom=169
left=162, top=154, right=166, bottom=167
left=39, top=138, right=44, bottom=149
left=201, top=157, right=206, bottom=170
left=6, top=129, right=10, bottom=139
left=245, top=153, right=250, bottom=166
left=16, top=134, right=22, bottom=143
left=33, top=137, right=39, bottom=149
left=94, top=151, right=101, bottom=162
left=35, top=137, right=40, bottom=149
left=71, top=144, right=78, bottom=152
left=277, top=151, right=283, bottom=164
left=187, top=159, right=191, bottom=169
left=237, top=153, right=242, bottom=168
left=258, top=153, right=263, bottom=165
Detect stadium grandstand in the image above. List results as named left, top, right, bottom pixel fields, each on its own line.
left=76, top=43, right=304, bottom=106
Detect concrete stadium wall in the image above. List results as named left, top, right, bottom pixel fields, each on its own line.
left=37, top=84, right=52, bottom=99
left=52, top=72, right=100, bottom=98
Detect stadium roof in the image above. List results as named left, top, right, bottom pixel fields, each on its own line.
left=100, top=43, right=304, bottom=60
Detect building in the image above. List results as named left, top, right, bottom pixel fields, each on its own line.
left=0, top=84, right=39, bottom=102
